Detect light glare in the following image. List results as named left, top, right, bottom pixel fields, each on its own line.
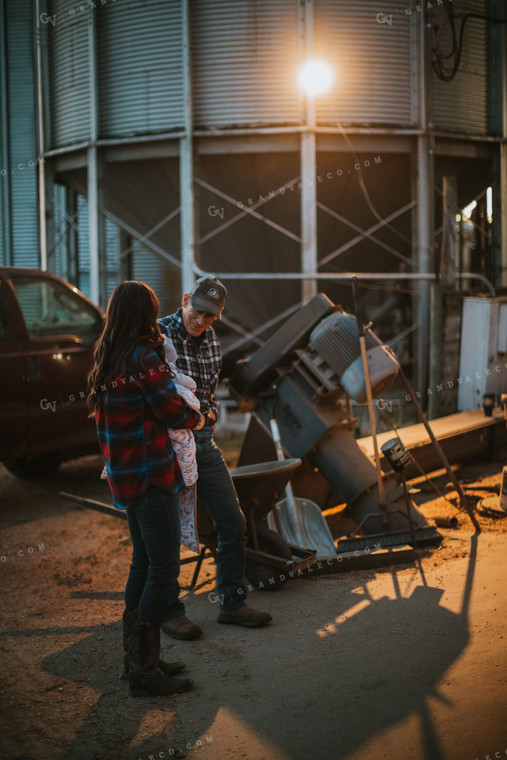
left=299, top=60, right=333, bottom=96
left=462, top=200, right=477, bottom=220
left=487, top=186, right=493, bottom=223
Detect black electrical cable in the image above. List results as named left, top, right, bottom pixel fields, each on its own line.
left=432, top=9, right=507, bottom=83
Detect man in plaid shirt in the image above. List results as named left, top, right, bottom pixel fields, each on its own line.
left=159, top=276, right=272, bottom=638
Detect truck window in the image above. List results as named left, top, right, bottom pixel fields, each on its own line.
left=10, top=275, right=103, bottom=346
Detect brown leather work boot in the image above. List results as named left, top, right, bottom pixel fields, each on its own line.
left=217, top=604, right=272, bottom=628
left=162, top=614, right=202, bottom=640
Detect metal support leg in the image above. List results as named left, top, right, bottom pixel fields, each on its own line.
left=189, top=546, right=207, bottom=589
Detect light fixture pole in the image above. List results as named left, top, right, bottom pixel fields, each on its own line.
left=301, top=82, right=317, bottom=303
left=299, top=53, right=333, bottom=303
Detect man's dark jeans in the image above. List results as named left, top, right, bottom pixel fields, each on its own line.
left=194, top=428, right=247, bottom=611
left=125, top=485, right=184, bottom=626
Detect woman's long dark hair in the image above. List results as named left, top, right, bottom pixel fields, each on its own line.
left=87, top=281, right=167, bottom=415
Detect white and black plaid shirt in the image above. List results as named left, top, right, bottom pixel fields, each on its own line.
left=158, top=309, right=221, bottom=418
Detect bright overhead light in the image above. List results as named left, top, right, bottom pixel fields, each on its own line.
left=486, top=186, right=493, bottom=223
left=462, top=200, right=477, bottom=220
left=299, top=60, right=333, bottom=96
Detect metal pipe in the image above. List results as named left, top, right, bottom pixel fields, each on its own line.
left=353, top=278, right=387, bottom=519
left=192, top=265, right=496, bottom=294
left=35, top=0, right=47, bottom=270
left=300, top=0, right=317, bottom=303
left=59, top=491, right=126, bottom=521
left=433, top=515, right=458, bottom=528
left=88, top=147, right=100, bottom=304
left=88, top=7, right=101, bottom=305
left=414, top=7, right=433, bottom=397
left=0, top=2, right=12, bottom=264
left=301, top=123, right=317, bottom=302
left=460, top=273, right=496, bottom=296
left=180, top=0, right=195, bottom=295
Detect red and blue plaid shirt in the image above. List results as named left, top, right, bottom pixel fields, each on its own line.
left=94, top=344, right=202, bottom=509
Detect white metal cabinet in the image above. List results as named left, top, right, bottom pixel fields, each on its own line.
left=458, top=297, right=507, bottom=410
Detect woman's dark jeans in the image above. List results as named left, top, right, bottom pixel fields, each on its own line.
left=125, top=485, right=184, bottom=626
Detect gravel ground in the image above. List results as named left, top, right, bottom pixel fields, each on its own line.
left=0, top=452, right=506, bottom=760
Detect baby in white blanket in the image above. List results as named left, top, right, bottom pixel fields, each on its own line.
left=162, top=337, right=201, bottom=554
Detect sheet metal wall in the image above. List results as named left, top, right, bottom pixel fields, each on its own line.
left=48, top=0, right=481, bottom=142
left=191, top=0, right=301, bottom=128
left=97, top=0, right=185, bottom=137
left=1, top=0, right=499, bottom=281
left=314, top=0, right=416, bottom=127
left=431, top=0, right=489, bottom=134
left=48, top=0, right=90, bottom=147
left=0, top=0, right=39, bottom=267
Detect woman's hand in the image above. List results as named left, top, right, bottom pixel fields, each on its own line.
left=193, top=412, right=207, bottom=431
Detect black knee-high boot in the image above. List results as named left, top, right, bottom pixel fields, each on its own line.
left=127, top=621, right=193, bottom=697
left=122, top=609, right=186, bottom=679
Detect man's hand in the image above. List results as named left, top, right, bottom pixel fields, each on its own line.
left=205, top=410, right=217, bottom=427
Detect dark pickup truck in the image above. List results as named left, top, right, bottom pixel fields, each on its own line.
left=0, top=267, right=104, bottom=477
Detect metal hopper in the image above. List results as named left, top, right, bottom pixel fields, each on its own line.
left=229, top=293, right=443, bottom=551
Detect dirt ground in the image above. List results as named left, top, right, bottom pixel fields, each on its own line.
left=0, top=447, right=506, bottom=760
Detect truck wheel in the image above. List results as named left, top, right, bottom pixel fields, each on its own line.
left=3, top=453, right=61, bottom=479
left=245, top=524, right=292, bottom=591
